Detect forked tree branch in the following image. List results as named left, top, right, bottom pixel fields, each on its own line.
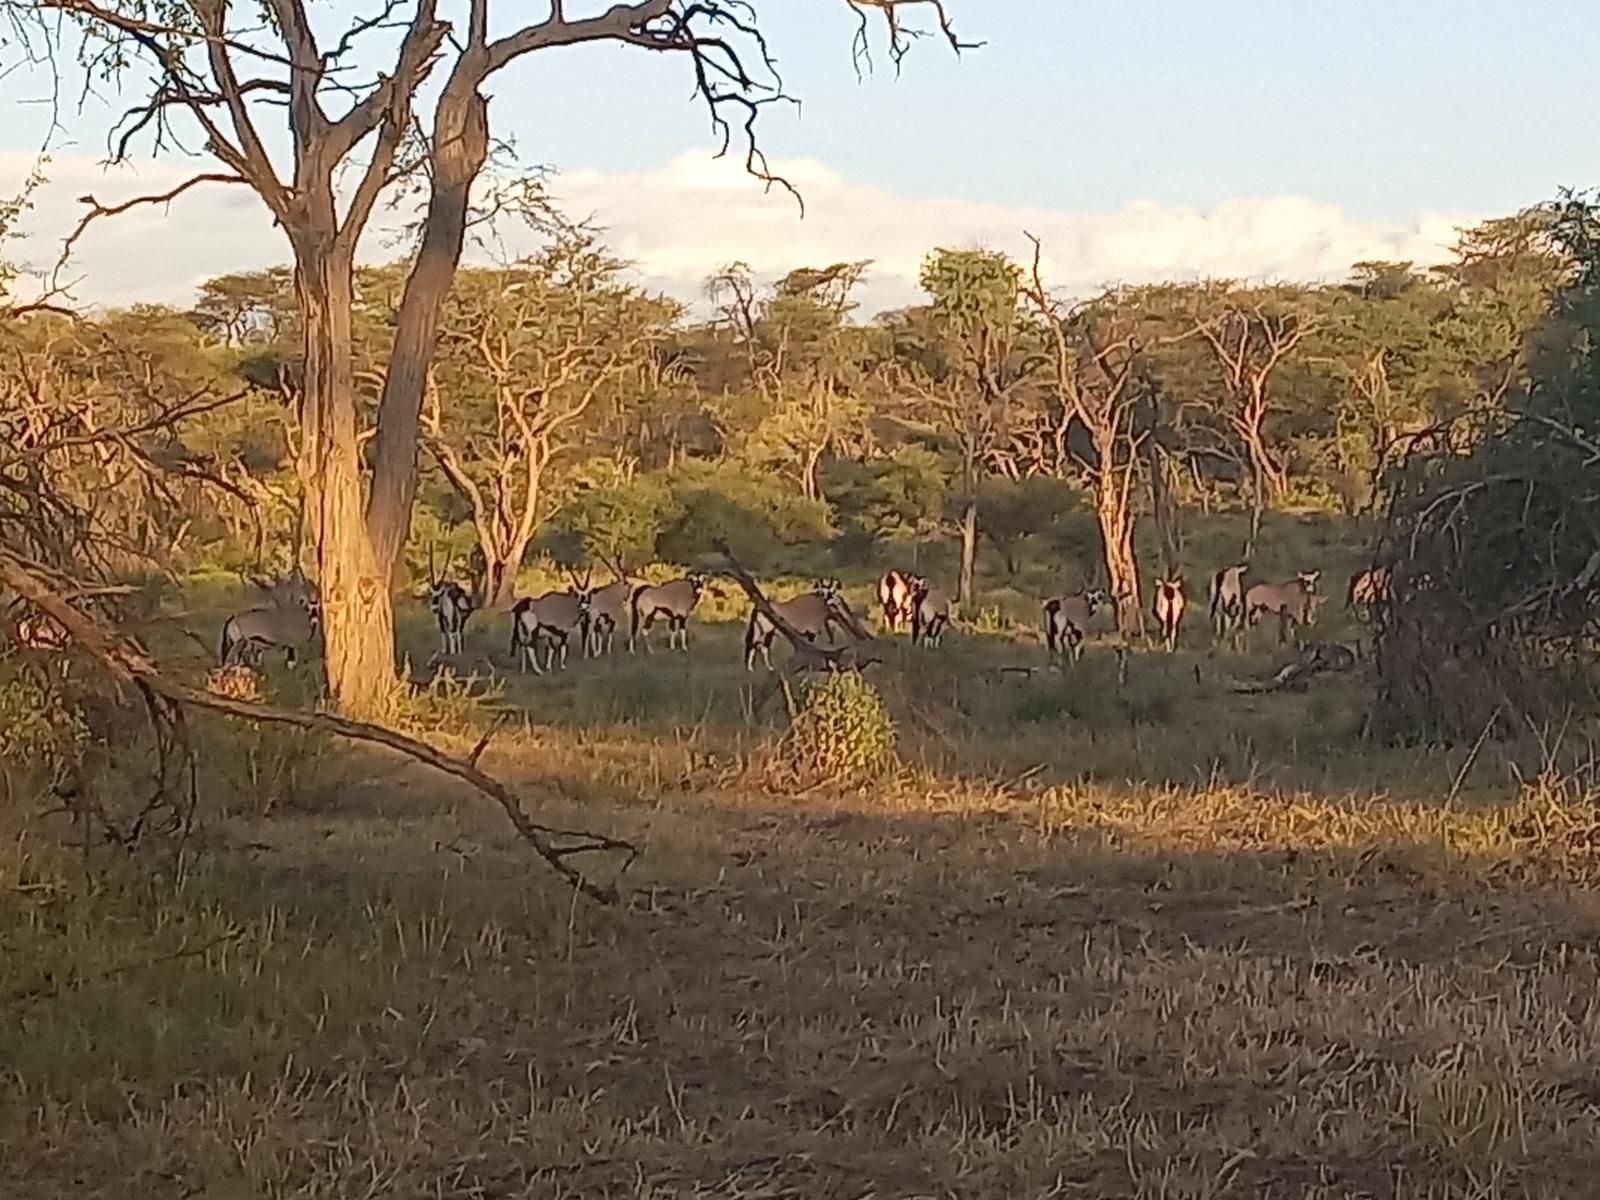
left=0, top=549, right=637, bottom=905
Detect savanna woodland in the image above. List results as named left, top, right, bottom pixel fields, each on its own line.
left=1, top=0, right=1599, bottom=1195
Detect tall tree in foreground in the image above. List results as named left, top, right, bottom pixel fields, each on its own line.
left=15, top=0, right=974, bottom=714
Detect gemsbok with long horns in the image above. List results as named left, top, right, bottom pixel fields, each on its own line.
left=1042, top=587, right=1107, bottom=664
left=909, top=575, right=950, bottom=648
left=744, top=578, right=868, bottom=671
left=1246, top=570, right=1321, bottom=645
left=583, top=576, right=632, bottom=656
left=877, top=569, right=915, bottom=633
left=425, top=545, right=476, bottom=657
left=218, top=568, right=320, bottom=668
left=1153, top=576, right=1186, bottom=653
left=509, top=577, right=593, bottom=674
left=629, top=572, right=708, bottom=653
left=1209, top=563, right=1249, bottom=640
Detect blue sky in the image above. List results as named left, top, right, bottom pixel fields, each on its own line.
left=3, top=1, right=1596, bottom=311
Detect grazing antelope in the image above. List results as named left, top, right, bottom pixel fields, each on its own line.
left=877, top=570, right=915, bottom=633
left=583, top=576, right=632, bottom=656
left=509, top=579, right=592, bottom=674
left=1209, top=563, right=1249, bottom=640
left=1246, top=570, right=1321, bottom=645
left=1346, top=563, right=1391, bottom=619
left=1042, top=588, right=1107, bottom=664
left=425, top=545, right=476, bottom=657
left=1153, top=576, right=1186, bottom=653
left=219, top=569, right=320, bottom=668
left=744, top=578, right=867, bottom=671
left=629, top=572, right=707, bottom=653
left=909, top=575, right=950, bottom=647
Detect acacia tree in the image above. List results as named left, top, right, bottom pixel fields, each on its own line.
left=15, top=0, right=973, bottom=714
left=1187, top=284, right=1320, bottom=554
left=420, top=230, right=680, bottom=608
left=706, top=261, right=877, bottom=504
left=1018, top=246, right=1147, bottom=637
left=904, top=247, right=1038, bottom=605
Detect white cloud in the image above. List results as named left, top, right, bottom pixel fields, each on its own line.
left=1, top=148, right=1477, bottom=317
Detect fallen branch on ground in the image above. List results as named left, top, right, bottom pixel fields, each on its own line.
left=0, top=550, right=635, bottom=905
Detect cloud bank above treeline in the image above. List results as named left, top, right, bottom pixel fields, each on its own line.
left=2, top=149, right=1476, bottom=317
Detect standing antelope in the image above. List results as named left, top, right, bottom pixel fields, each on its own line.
left=1246, top=570, right=1321, bottom=645
left=909, top=575, right=950, bottom=647
left=584, top=576, right=632, bottom=656
left=1042, top=588, right=1107, bottom=664
left=425, top=545, right=476, bottom=657
left=219, top=570, right=320, bottom=668
left=509, top=579, right=593, bottom=674
left=744, top=578, right=867, bottom=671
left=1153, top=576, right=1186, bottom=653
left=1209, top=563, right=1249, bottom=640
left=877, top=570, right=915, bottom=633
left=629, top=572, right=707, bottom=653
left=1346, top=563, right=1391, bottom=619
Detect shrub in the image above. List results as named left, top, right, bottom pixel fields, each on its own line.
left=196, top=664, right=333, bottom=816
left=0, top=659, right=86, bottom=802
left=777, top=670, right=897, bottom=787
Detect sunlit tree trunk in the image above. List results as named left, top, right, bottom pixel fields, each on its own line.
left=366, top=82, right=491, bottom=591
left=1094, top=442, right=1143, bottom=638
left=295, top=242, right=394, bottom=717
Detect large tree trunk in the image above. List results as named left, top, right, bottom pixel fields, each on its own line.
left=1095, top=470, right=1143, bottom=638
left=366, top=81, right=491, bottom=589
left=481, top=554, right=521, bottom=611
left=958, top=496, right=977, bottom=606
left=296, top=244, right=395, bottom=717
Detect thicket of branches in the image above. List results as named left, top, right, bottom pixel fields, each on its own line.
left=1372, top=194, right=1600, bottom=743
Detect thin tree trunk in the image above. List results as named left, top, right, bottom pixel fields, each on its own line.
left=1245, top=460, right=1265, bottom=559
left=296, top=244, right=394, bottom=717
left=366, top=81, right=491, bottom=589
left=1145, top=439, right=1182, bottom=574
left=958, top=497, right=977, bottom=607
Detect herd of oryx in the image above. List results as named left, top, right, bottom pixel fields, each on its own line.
left=209, top=550, right=1388, bottom=675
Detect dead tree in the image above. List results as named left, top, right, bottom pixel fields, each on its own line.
left=1019, top=240, right=1148, bottom=638
left=1187, top=287, right=1319, bottom=555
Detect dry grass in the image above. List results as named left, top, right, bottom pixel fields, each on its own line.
left=9, top=524, right=1600, bottom=1197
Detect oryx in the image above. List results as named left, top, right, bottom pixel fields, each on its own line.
left=909, top=575, right=950, bottom=648
left=509, top=578, right=593, bottom=674
left=877, top=570, right=915, bottom=633
left=629, top=572, right=707, bottom=653
left=425, top=545, right=476, bottom=657
left=1042, top=588, right=1107, bottom=664
left=583, top=575, right=632, bottom=656
left=218, top=569, right=320, bottom=668
left=1346, top=563, right=1391, bottom=619
left=744, top=578, right=868, bottom=671
left=1208, top=563, right=1249, bottom=640
left=1153, top=576, right=1186, bottom=653
left=1246, top=570, right=1321, bottom=645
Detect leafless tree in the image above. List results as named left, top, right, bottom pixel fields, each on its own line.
left=1018, top=240, right=1148, bottom=638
